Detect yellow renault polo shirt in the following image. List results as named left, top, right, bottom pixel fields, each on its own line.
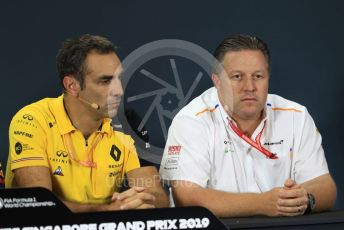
left=6, top=95, right=140, bottom=204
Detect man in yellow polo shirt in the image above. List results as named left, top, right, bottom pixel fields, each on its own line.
left=5, top=34, right=168, bottom=212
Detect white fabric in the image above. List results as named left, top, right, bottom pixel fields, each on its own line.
left=159, top=87, right=329, bottom=193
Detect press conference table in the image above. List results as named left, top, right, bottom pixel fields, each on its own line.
left=1, top=187, right=344, bottom=229
left=221, top=210, right=344, bottom=229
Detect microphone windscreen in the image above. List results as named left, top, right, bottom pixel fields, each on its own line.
left=91, top=103, right=100, bottom=110
left=224, top=104, right=229, bottom=112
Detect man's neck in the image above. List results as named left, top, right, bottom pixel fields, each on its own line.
left=232, top=113, right=264, bottom=138
left=64, top=96, right=102, bottom=138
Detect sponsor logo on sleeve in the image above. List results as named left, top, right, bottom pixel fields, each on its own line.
left=13, top=130, right=34, bottom=138
left=163, top=145, right=182, bottom=170
left=14, top=142, right=34, bottom=155
left=15, top=142, right=22, bottom=154
left=165, top=157, right=179, bottom=166
left=22, top=114, right=33, bottom=120
left=168, top=145, right=181, bottom=155
left=15, top=114, right=38, bottom=128
left=163, top=155, right=180, bottom=171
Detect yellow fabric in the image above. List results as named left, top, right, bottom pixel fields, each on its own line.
left=5, top=95, right=140, bottom=204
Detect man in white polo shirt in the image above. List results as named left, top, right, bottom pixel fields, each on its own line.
left=159, top=34, right=337, bottom=217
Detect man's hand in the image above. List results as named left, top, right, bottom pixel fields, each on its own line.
left=262, top=179, right=308, bottom=216
left=126, top=166, right=169, bottom=208
left=109, top=186, right=156, bottom=210
left=278, top=179, right=308, bottom=216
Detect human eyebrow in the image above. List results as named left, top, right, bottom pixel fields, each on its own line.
left=97, top=75, right=114, bottom=84
left=99, top=75, right=114, bottom=81
left=253, top=70, right=265, bottom=75
left=229, top=70, right=243, bottom=75
left=228, top=71, right=243, bottom=77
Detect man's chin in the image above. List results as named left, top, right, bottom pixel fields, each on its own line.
left=236, top=108, right=263, bottom=120
left=106, top=109, right=118, bottom=118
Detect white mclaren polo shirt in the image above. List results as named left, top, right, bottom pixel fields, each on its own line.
left=159, top=87, right=329, bottom=193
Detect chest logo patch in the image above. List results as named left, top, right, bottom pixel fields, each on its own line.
left=110, top=145, right=121, bottom=161
left=264, top=140, right=284, bottom=146
left=53, top=166, right=64, bottom=176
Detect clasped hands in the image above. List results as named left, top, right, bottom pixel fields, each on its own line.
left=108, top=186, right=156, bottom=210
left=265, top=179, right=309, bottom=216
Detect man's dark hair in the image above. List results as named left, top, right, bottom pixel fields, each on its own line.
left=56, top=34, right=116, bottom=90
left=212, top=34, right=271, bottom=74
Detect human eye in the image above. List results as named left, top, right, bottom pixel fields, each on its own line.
left=99, top=76, right=113, bottom=85
left=101, top=79, right=111, bottom=84
left=230, top=74, right=242, bottom=81
left=253, top=73, right=265, bottom=80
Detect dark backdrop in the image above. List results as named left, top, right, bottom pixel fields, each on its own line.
left=1, top=0, right=343, bottom=209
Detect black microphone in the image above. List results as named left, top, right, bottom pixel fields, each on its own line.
left=78, top=97, right=100, bottom=110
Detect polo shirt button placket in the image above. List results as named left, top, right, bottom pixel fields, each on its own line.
left=247, top=147, right=252, bottom=154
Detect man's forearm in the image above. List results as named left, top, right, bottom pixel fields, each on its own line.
left=62, top=199, right=112, bottom=213
left=301, top=173, right=337, bottom=212
left=172, top=185, right=270, bottom=217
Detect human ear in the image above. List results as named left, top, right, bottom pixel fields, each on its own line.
left=63, top=76, right=80, bottom=97
left=212, top=73, right=221, bottom=88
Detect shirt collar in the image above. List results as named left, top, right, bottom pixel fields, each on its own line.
left=216, top=92, right=268, bottom=127
left=50, top=94, right=112, bottom=135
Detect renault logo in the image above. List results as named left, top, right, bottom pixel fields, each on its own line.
left=110, top=145, right=121, bottom=161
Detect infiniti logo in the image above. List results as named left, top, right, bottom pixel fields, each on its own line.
left=22, top=114, right=33, bottom=120
left=56, top=150, right=68, bottom=158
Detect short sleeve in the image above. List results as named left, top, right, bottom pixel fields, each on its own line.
left=8, top=109, right=49, bottom=171
left=294, top=109, right=329, bottom=183
left=124, top=136, right=141, bottom=173
left=159, top=115, right=212, bottom=187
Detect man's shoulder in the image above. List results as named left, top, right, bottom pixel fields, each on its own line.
left=10, top=97, right=58, bottom=125
left=111, top=129, right=135, bottom=144
left=267, top=94, right=306, bottom=113
left=175, top=87, right=219, bottom=119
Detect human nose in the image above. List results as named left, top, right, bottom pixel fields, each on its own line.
left=110, top=77, right=124, bottom=97
left=242, top=77, right=256, bottom=92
